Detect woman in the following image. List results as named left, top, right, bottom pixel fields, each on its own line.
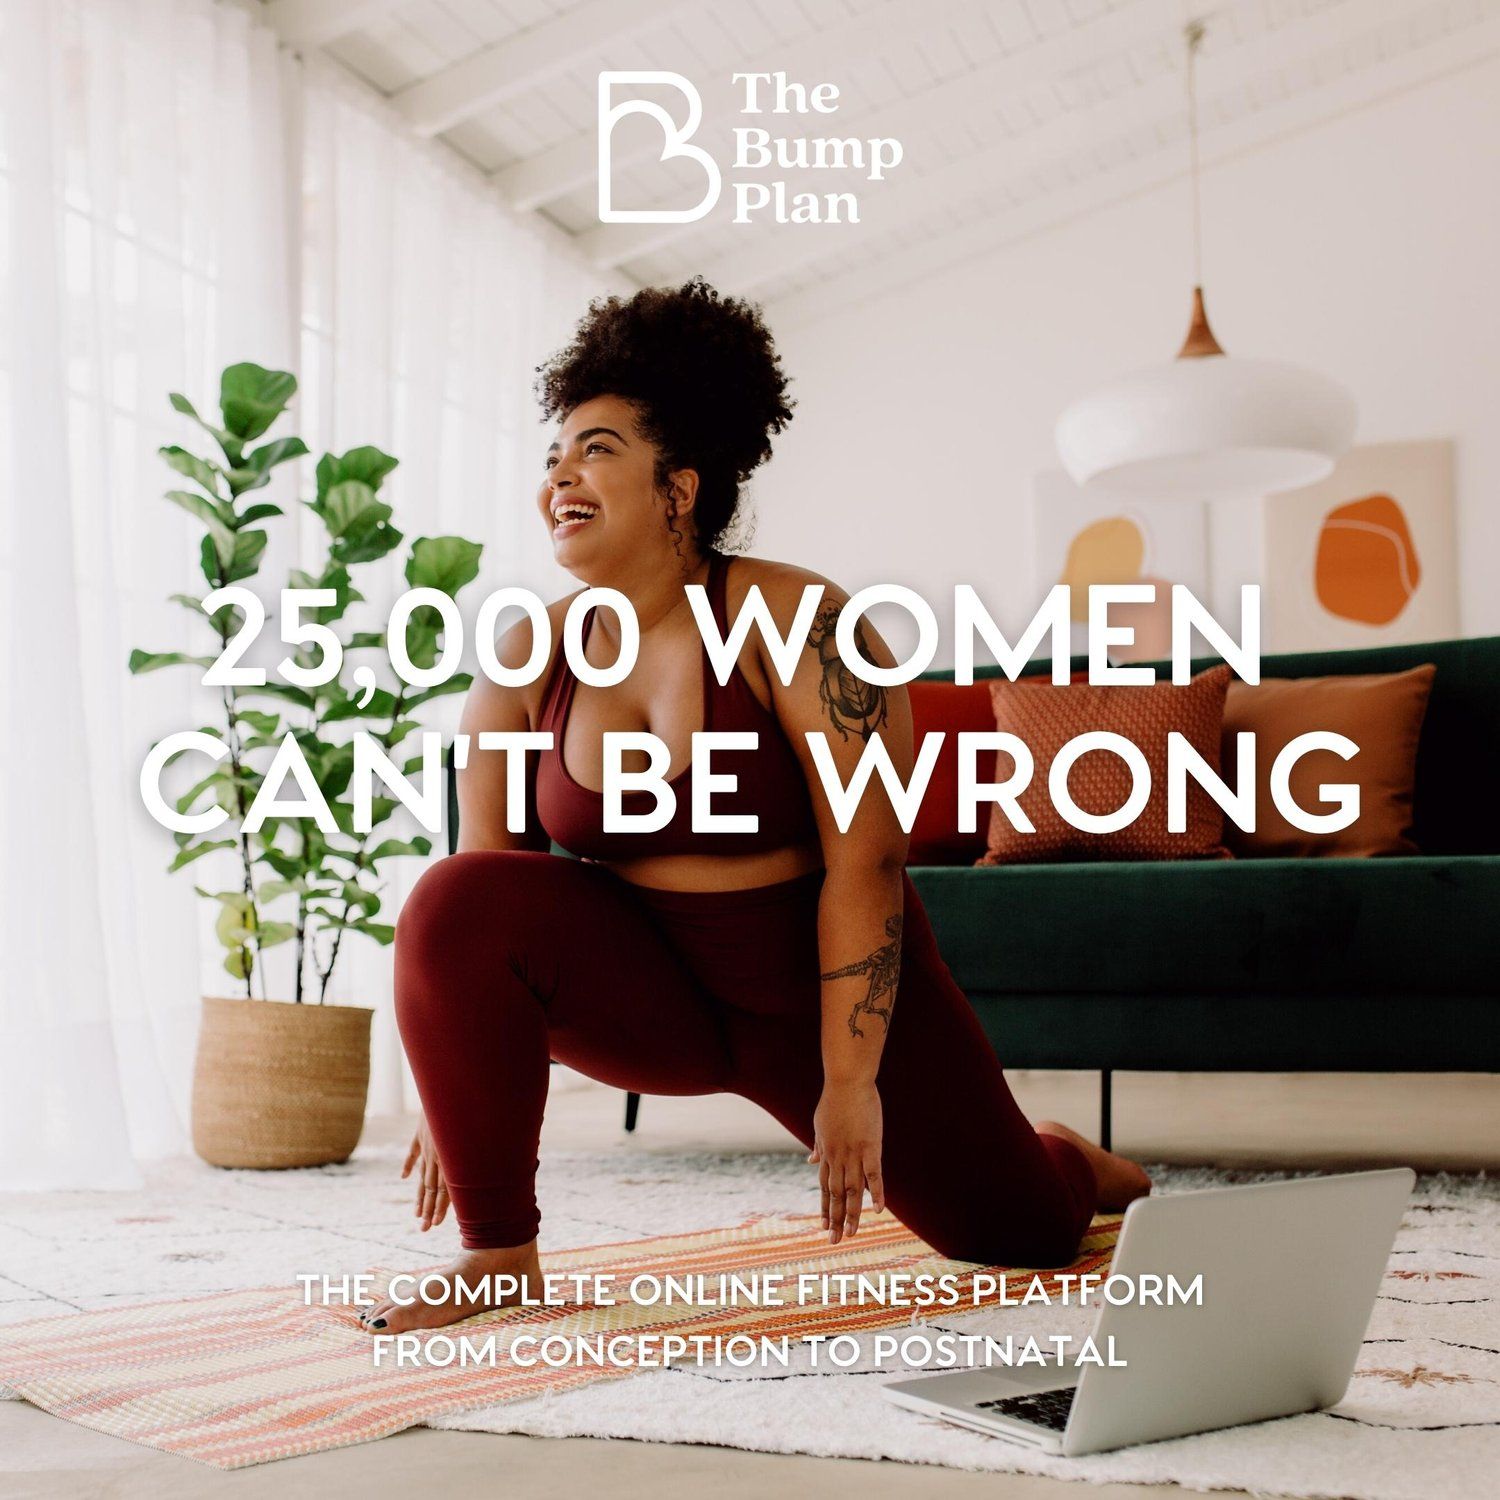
left=360, top=279, right=1149, bottom=1334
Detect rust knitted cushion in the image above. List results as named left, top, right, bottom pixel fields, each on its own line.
left=977, top=665, right=1234, bottom=865
left=907, top=673, right=1091, bottom=864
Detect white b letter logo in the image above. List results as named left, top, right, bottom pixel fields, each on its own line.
left=597, top=71, right=721, bottom=224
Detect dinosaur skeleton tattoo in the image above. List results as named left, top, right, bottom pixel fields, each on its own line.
left=821, top=914, right=903, bottom=1039
left=806, top=600, right=888, bottom=743
left=807, top=599, right=899, bottom=1037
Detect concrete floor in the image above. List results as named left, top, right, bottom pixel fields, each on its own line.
left=4, top=1068, right=1498, bottom=1499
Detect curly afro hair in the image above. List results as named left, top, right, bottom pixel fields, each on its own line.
left=534, top=277, right=794, bottom=554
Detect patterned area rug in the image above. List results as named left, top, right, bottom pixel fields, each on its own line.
left=1, top=1140, right=1496, bottom=1495
left=0, top=1209, right=1119, bottom=1468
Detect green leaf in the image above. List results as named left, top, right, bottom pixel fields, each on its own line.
left=296, top=736, right=356, bottom=798
left=128, top=649, right=215, bottom=675
left=340, top=445, right=399, bottom=489
left=367, top=836, right=432, bottom=863
left=239, top=502, right=284, bottom=524
left=170, top=391, right=244, bottom=466
left=223, top=946, right=252, bottom=980
left=258, top=878, right=304, bottom=901
left=164, top=488, right=232, bottom=528
left=405, top=535, right=483, bottom=597
left=220, top=363, right=297, bottom=442
left=234, top=708, right=281, bottom=735
left=310, top=481, right=404, bottom=566
left=346, top=631, right=386, bottom=650
left=316, top=445, right=399, bottom=499
left=198, top=533, right=221, bottom=588
left=164, top=490, right=236, bottom=568
left=225, top=438, right=306, bottom=497
left=205, top=596, right=247, bottom=635
left=257, top=921, right=296, bottom=949
left=290, top=563, right=359, bottom=625
left=243, top=435, right=309, bottom=476
left=325, top=799, right=359, bottom=835
left=405, top=674, right=473, bottom=710
left=339, top=883, right=381, bottom=915
left=211, top=893, right=257, bottom=949
left=322, top=688, right=399, bottom=722
left=402, top=617, right=443, bottom=672
left=257, top=847, right=306, bottom=881
left=315, top=480, right=379, bottom=537
left=397, top=538, right=481, bottom=672
left=159, top=446, right=224, bottom=499
left=316, top=914, right=397, bottom=945
left=166, top=838, right=236, bottom=873
left=308, top=882, right=380, bottom=918
left=175, top=768, right=234, bottom=816
left=241, top=681, right=317, bottom=711
left=209, top=528, right=267, bottom=585
left=341, top=525, right=404, bottom=566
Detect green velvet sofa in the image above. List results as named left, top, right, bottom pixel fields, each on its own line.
left=446, top=634, right=1500, bottom=1147
left=909, top=634, right=1500, bottom=1145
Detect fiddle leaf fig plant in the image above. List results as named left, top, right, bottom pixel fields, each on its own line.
left=130, top=363, right=482, bottom=1002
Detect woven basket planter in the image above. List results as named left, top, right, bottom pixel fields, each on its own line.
left=191, top=996, right=373, bottom=1169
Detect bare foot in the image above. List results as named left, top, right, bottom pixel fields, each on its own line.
left=357, top=1242, right=542, bottom=1334
left=1035, top=1120, right=1152, bottom=1212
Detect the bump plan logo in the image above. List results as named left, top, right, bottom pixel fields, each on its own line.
left=597, top=70, right=903, bottom=226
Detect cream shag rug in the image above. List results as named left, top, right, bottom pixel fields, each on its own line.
left=0, top=1138, right=1495, bottom=1498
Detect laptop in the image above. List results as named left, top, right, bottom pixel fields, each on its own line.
left=881, top=1167, right=1413, bottom=1457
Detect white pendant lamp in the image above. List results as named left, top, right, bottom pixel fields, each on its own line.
left=1054, top=20, right=1356, bottom=502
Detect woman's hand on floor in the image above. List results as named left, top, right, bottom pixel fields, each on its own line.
left=809, top=1081, right=885, bottom=1244
left=402, top=1115, right=449, bottom=1231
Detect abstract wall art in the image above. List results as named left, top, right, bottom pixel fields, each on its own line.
left=1032, top=469, right=1209, bottom=662
left=1262, top=440, right=1457, bottom=651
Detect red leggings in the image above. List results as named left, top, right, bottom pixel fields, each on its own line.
left=394, top=852, right=1096, bottom=1265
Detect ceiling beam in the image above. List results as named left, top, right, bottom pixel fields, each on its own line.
left=766, top=6, right=1500, bottom=328
left=700, top=0, right=1416, bottom=297
left=491, top=0, right=982, bottom=214
left=391, top=0, right=686, bottom=139
left=574, top=0, right=1199, bottom=269
left=261, top=0, right=406, bottom=50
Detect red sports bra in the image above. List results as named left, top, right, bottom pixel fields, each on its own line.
left=534, top=552, right=819, bottom=861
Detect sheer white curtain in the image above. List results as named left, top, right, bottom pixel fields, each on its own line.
left=0, top=0, right=613, bottom=1187
left=292, top=56, right=612, bottom=1115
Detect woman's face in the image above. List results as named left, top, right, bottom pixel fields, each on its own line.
left=537, top=394, right=687, bottom=579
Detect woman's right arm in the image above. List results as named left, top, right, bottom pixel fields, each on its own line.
left=454, top=613, right=556, bottom=855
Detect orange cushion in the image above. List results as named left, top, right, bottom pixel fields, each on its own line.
left=977, top=666, right=1233, bottom=865
left=906, top=673, right=1091, bottom=864
left=1220, top=666, right=1436, bottom=857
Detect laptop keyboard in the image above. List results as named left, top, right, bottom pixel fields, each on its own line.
left=973, top=1386, right=1077, bottom=1432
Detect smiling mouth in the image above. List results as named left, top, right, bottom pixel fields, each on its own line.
left=551, top=500, right=600, bottom=532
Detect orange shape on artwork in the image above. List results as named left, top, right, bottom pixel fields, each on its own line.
left=1059, top=516, right=1145, bottom=622
left=1315, top=493, right=1421, bottom=626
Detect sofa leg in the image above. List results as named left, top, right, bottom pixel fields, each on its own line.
left=1099, top=1070, right=1113, bottom=1153
left=623, top=1091, right=641, bottom=1133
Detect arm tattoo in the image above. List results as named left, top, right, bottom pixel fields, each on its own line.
left=821, top=913, right=903, bottom=1039
left=807, top=601, right=889, bottom=742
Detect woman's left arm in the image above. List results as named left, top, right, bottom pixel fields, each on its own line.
left=764, top=572, right=914, bottom=1244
